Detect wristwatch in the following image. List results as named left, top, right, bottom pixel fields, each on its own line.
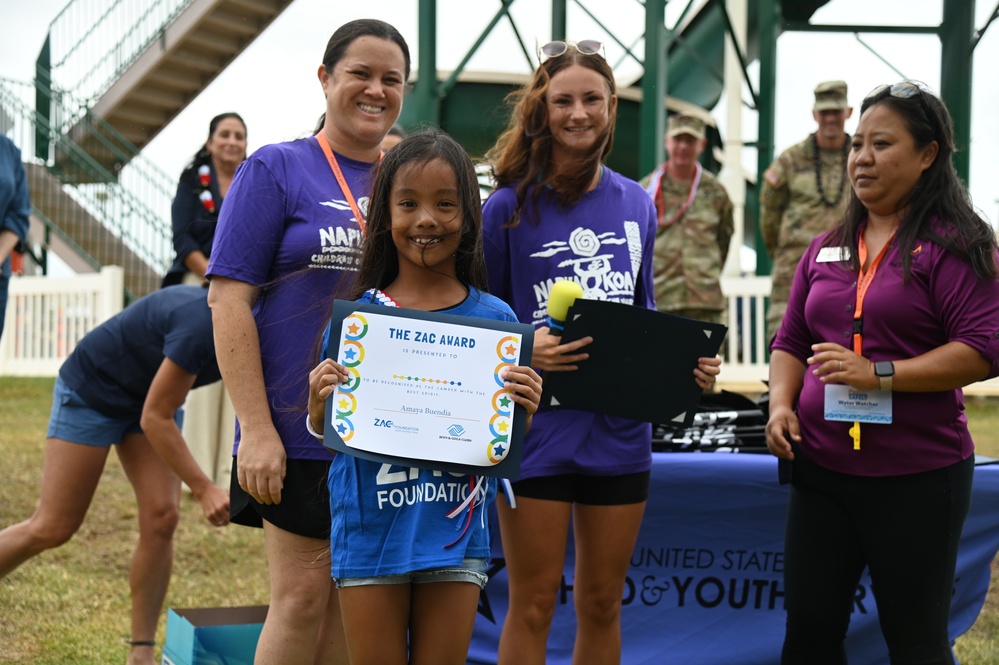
left=874, top=361, right=895, bottom=392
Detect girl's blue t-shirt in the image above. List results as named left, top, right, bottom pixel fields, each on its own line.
left=323, top=287, right=516, bottom=578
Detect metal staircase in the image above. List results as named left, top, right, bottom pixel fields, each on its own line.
left=40, top=0, right=294, bottom=176
left=12, top=0, right=295, bottom=298
left=3, top=77, right=170, bottom=298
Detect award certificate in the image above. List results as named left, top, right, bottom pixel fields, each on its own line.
left=323, top=300, right=534, bottom=478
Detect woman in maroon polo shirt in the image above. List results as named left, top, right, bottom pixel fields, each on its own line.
left=766, top=82, right=999, bottom=664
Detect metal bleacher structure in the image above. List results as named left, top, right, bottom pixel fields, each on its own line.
left=2, top=0, right=996, bottom=396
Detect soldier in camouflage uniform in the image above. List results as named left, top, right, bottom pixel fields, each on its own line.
left=761, top=80, right=853, bottom=341
left=640, top=113, right=733, bottom=325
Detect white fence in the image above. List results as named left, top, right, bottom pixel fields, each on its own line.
left=0, top=267, right=124, bottom=376
left=720, top=275, right=771, bottom=392
left=2, top=269, right=997, bottom=396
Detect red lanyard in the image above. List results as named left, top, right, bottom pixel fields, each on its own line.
left=653, top=163, right=701, bottom=228
left=848, top=226, right=896, bottom=450
left=316, top=132, right=372, bottom=234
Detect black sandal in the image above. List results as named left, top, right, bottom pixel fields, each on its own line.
left=127, top=640, right=156, bottom=648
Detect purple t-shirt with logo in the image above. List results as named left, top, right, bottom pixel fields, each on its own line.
left=482, top=167, right=658, bottom=480
left=207, top=137, right=376, bottom=460
left=772, top=224, right=999, bottom=476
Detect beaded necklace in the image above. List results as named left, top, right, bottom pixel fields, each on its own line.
left=197, top=164, right=217, bottom=214
left=811, top=132, right=850, bottom=208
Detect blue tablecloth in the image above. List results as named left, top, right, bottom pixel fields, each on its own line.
left=469, top=454, right=999, bottom=664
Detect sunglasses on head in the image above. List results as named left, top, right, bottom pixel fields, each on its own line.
left=864, top=81, right=938, bottom=133
left=864, top=81, right=929, bottom=103
left=538, top=39, right=605, bottom=60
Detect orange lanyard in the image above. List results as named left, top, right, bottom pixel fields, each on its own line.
left=316, top=132, right=372, bottom=234
left=848, top=227, right=896, bottom=450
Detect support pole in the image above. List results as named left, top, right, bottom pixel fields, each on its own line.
left=720, top=0, right=748, bottom=277
left=940, top=0, right=974, bottom=183
left=552, top=0, right=567, bottom=39
left=34, top=35, right=51, bottom=162
left=754, top=0, right=779, bottom=277
left=639, top=0, right=667, bottom=177
left=415, top=0, right=439, bottom=127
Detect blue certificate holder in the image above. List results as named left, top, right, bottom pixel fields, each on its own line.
left=323, top=300, right=535, bottom=479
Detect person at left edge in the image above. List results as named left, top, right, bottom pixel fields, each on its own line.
left=639, top=112, right=734, bottom=325
left=0, top=134, right=31, bottom=344
left=309, top=129, right=543, bottom=665
left=206, top=19, right=411, bottom=665
left=0, top=285, right=227, bottom=665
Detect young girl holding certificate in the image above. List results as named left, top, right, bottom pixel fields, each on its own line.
left=307, top=130, right=543, bottom=665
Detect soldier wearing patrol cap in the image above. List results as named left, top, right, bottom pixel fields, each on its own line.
left=640, top=112, right=734, bottom=326
left=760, top=80, right=853, bottom=341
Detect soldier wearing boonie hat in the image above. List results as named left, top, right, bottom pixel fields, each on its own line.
left=666, top=113, right=707, bottom=140
left=813, top=80, right=849, bottom=111
left=760, top=80, right=854, bottom=341
left=640, top=111, right=733, bottom=328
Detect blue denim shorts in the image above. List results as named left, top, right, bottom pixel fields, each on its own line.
left=46, top=377, right=183, bottom=446
left=335, top=557, right=489, bottom=590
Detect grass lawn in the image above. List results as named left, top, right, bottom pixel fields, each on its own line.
left=0, top=377, right=996, bottom=663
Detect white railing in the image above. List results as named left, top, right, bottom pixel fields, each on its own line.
left=720, top=275, right=771, bottom=392
left=0, top=267, right=124, bottom=376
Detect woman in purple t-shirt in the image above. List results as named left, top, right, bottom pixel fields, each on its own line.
left=767, top=82, right=999, bottom=663
left=482, top=41, right=721, bottom=665
left=206, top=19, right=411, bottom=665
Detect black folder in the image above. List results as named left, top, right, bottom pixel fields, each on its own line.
left=540, top=299, right=727, bottom=426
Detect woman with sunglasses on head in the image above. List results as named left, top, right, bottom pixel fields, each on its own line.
left=766, top=81, right=999, bottom=664
left=482, top=40, right=721, bottom=665
left=206, top=19, right=410, bottom=665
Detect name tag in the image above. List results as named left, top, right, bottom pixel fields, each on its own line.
left=817, top=246, right=851, bottom=263
left=824, top=384, right=892, bottom=424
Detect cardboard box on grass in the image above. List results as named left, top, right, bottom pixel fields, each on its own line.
left=162, top=606, right=267, bottom=665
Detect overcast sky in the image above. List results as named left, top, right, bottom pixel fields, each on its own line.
left=2, top=0, right=998, bottom=238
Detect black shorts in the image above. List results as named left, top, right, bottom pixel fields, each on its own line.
left=510, top=471, right=650, bottom=505
left=230, top=457, right=332, bottom=540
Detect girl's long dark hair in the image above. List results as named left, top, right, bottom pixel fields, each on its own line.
left=486, top=47, right=617, bottom=227
left=352, top=128, right=489, bottom=298
left=827, top=85, right=997, bottom=281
